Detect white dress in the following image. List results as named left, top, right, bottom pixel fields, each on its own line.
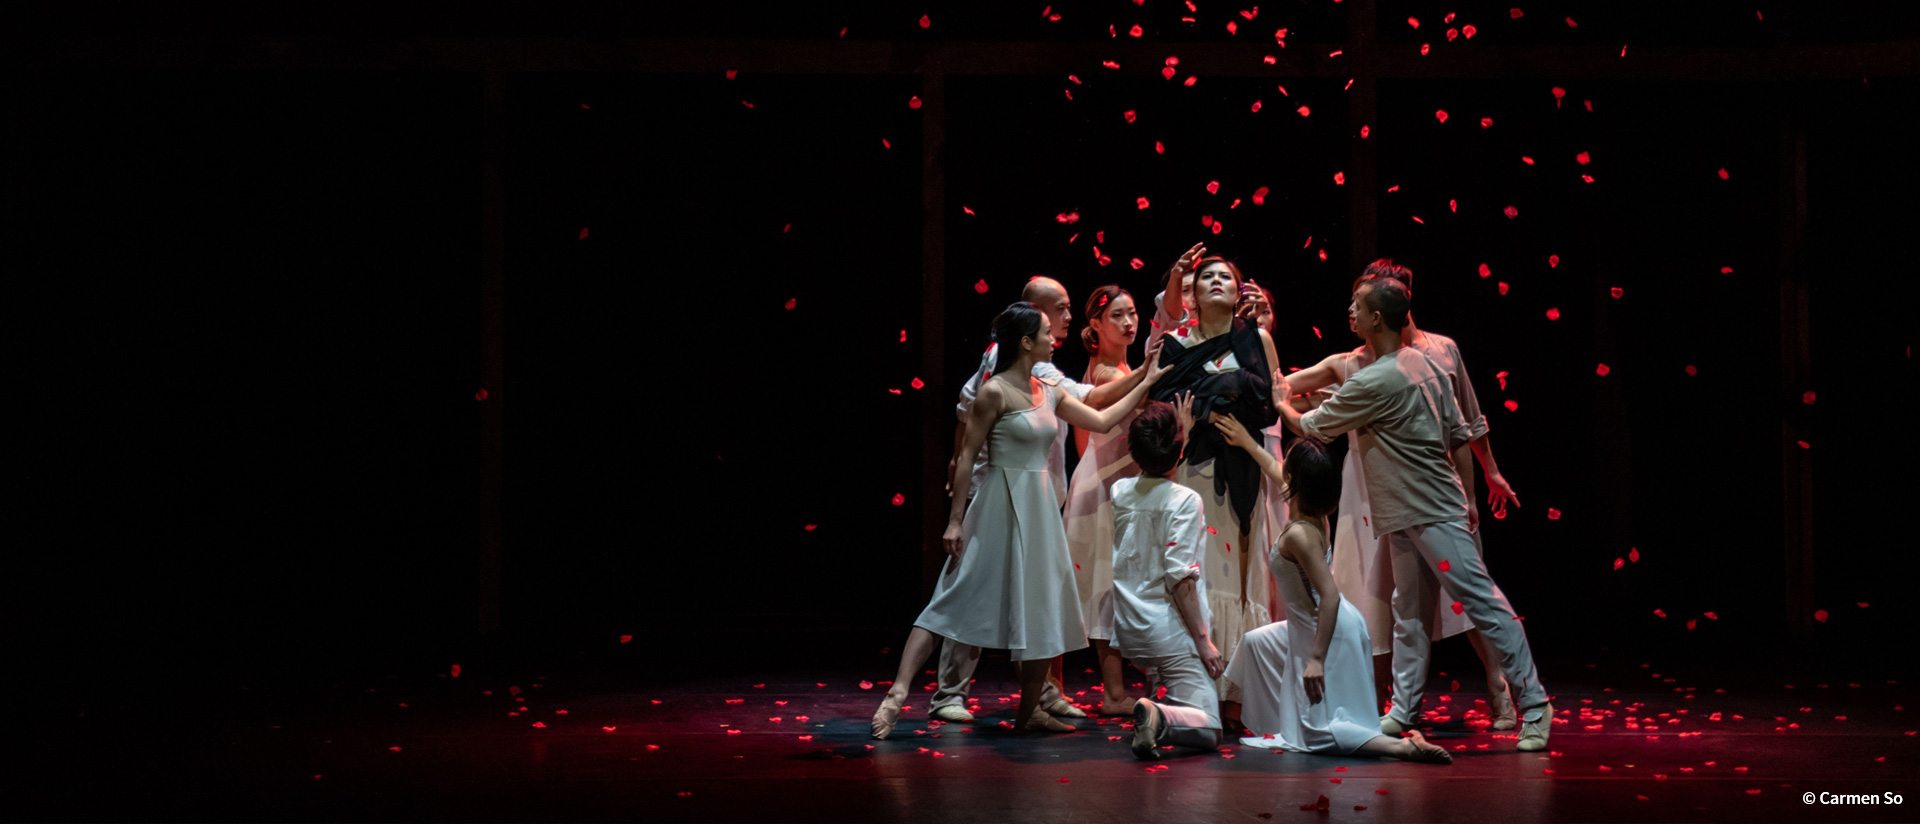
left=916, top=378, right=1089, bottom=662
left=1161, top=339, right=1272, bottom=703
left=1326, top=342, right=1507, bottom=654
left=1229, top=522, right=1386, bottom=755
left=1257, top=422, right=1292, bottom=623
left=1062, top=367, right=1139, bottom=641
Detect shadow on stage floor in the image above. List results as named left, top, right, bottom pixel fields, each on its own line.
left=18, top=643, right=1920, bottom=823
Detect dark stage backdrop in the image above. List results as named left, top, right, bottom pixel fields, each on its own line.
left=8, top=6, right=1918, bottom=709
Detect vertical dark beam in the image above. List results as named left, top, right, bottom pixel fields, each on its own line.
left=478, top=68, right=506, bottom=637
left=1347, top=0, right=1379, bottom=266
left=919, top=59, right=950, bottom=598
left=1779, top=83, right=1813, bottom=638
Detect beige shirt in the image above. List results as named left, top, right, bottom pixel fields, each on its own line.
left=1300, top=347, right=1471, bottom=535
left=1339, top=330, right=1488, bottom=441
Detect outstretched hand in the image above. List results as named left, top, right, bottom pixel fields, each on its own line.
left=1169, top=242, right=1207, bottom=281
left=1210, top=412, right=1257, bottom=450
left=1172, top=390, right=1196, bottom=442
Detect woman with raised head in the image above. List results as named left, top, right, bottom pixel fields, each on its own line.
left=1146, top=253, right=1281, bottom=730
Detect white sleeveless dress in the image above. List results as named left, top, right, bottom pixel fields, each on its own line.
left=1229, top=522, right=1386, bottom=755
left=916, top=379, right=1089, bottom=662
left=1062, top=368, right=1139, bottom=641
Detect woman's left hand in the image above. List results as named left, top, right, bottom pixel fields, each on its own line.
left=1172, top=391, right=1196, bottom=441
left=1303, top=659, right=1326, bottom=705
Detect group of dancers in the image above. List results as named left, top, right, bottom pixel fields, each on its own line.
left=870, top=245, right=1553, bottom=764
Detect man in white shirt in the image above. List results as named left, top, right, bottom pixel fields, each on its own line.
left=1110, top=400, right=1224, bottom=758
left=933, top=276, right=1157, bottom=724
left=1272, top=276, right=1554, bottom=753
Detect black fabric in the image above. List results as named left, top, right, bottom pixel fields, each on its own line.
left=1149, top=318, right=1279, bottom=532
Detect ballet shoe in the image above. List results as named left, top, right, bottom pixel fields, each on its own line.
left=930, top=705, right=975, bottom=723
left=1403, top=730, right=1453, bottom=765
left=1378, top=714, right=1407, bottom=736
left=1488, top=680, right=1518, bottom=731
left=1516, top=702, right=1553, bottom=752
left=1099, top=695, right=1139, bottom=716
left=1130, top=699, right=1166, bottom=760
left=1020, top=707, right=1075, bottom=733
left=1044, top=698, right=1088, bottom=718
left=870, top=694, right=904, bottom=740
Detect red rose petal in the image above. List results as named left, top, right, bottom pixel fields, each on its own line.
left=1546, top=307, right=1561, bottom=321
left=1814, top=609, right=1829, bottom=623
left=919, top=14, right=931, bottom=28
left=1435, top=109, right=1449, bottom=123
left=974, top=279, right=989, bottom=293
left=1596, top=363, right=1610, bottom=376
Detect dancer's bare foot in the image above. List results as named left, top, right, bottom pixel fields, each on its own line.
left=1403, top=730, right=1453, bottom=764
left=1099, top=695, right=1139, bottom=716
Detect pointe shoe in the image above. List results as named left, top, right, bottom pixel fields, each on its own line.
left=1379, top=714, right=1407, bottom=736
left=1489, top=680, right=1518, bottom=731
left=870, top=694, right=904, bottom=740
left=1130, top=699, right=1166, bottom=760
left=1516, top=702, right=1553, bottom=752
left=1403, top=730, right=1453, bottom=765
left=930, top=705, right=975, bottom=723
left=1044, top=698, right=1088, bottom=718
left=1021, top=707, right=1075, bottom=733
left=1099, top=695, right=1139, bottom=716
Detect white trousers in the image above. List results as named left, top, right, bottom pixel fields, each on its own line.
left=932, top=637, right=1065, bottom=709
left=1135, top=651, right=1221, bottom=750
left=1386, top=520, right=1547, bottom=725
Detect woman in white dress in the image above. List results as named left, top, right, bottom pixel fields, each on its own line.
left=1281, top=261, right=1523, bottom=729
left=1211, top=423, right=1451, bottom=763
left=873, top=302, right=1168, bottom=738
left=1064, top=285, right=1145, bottom=716
left=1244, top=283, right=1292, bottom=626
left=1146, top=253, right=1281, bottom=729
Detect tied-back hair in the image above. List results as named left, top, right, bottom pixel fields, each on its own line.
left=990, top=301, right=1045, bottom=375
left=1127, top=401, right=1182, bottom=476
left=1080, top=284, right=1133, bottom=355
left=1281, top=438, right=1342, bottom=518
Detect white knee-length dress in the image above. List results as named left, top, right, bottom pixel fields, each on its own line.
left=916, top=379, right=1089, bottom=662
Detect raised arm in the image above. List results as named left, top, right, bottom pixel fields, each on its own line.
left=1287, top=373, right=1380, bottom=441
left=1279, top=525, right=1344, bottom=705
left=1082, top=336, right=1163, bottom=409
left=1283, top=352, right=1348, bottom=396
left=1056, top=355, right=1169, bottom=435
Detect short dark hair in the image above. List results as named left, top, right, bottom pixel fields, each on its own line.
left=1281, top=438, right=1341, bottom=518
left=1357, top=276, right=1411, bottom=332
left=990, top=301, right=1045, bottom=374
left=1127, top=401, right=1182, bottom=476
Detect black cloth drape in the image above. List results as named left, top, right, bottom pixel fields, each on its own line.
left=1149, top=318, right=1279, bottom=532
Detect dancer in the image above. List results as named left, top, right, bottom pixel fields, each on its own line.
left=1147, top=252, right=1281, bottom=727
left=936, top=277, right=1158, bottom=724
left=1212, top=419, right=1451, bottom=763
left=1281, top=259, right=1524, bottom=729
left=1109, top=396, right=1223, bottom=759
left=874, top=302, right=1169, bottom=739
left=1064, top=285, right=1145, bottom=715
left=1244, top=282, right=1291, bottom=626
left=1274, top=277, right=1553, bottom=751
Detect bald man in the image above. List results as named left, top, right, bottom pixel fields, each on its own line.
left=931, top=277, right=1159, bottom=724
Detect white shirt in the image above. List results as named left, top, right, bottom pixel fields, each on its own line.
left=1299, top=347, right=1472, bottom=535
left=1109, top=476, right=1211, bottom=659
left=956, top=342, right=1090, bottom=506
